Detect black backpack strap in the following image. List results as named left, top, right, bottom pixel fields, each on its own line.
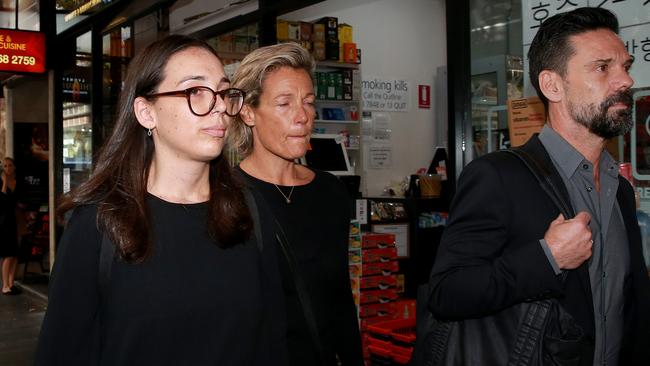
left=502, top=148, right=574, bottom=365
left=503, top=148, right=574, bottom=219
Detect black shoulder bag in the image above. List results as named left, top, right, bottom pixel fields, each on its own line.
left=411, top=147, right=587, bottom=366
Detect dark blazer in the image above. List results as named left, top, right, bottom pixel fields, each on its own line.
left=429, top=135, right=650, bottom=365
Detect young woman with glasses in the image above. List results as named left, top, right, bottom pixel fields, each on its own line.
left=35, top=35, right=287, bottom=366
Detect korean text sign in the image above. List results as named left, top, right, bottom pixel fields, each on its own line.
left=522, top=1, right=650, bottom=90
left=0, top=29, right=46, bottom=73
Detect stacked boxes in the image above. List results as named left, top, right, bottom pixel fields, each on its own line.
left=315, top=16, right=339, bottom=61
left=349, top=232, right=399, bottom=361
left=276, top=16, right=358, bottom=64
left=314, top=71, right=344, bottom=101
left=211, top=24, right=258, bottom=63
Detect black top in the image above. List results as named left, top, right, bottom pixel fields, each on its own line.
left=237, top=167, right=363, bottom=366
left=35, top=194, right=288, bottom=366
left=0, top=177, right=20, bottom=257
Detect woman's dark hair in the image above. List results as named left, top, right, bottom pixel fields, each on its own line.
left=528, top=7, right=619, bottom=108
left=58, top=35, right=252, bottom=263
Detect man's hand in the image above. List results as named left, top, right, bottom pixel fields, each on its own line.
left=544, top=212, right=593, bottom=270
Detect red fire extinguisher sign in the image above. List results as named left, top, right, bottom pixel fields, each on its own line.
left=418, top=84, right=431, bottom=109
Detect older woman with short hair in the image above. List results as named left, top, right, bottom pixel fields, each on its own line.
left=231, top=42, right=363, bottom=366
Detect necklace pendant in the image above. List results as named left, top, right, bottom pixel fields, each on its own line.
left=286, top=198, right=291, bottom=204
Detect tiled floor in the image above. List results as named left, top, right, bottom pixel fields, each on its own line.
left=0, top=277, right=48, bottom=366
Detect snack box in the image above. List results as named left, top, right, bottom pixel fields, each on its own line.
left=349, top=263, right=362, bottom=278
left=362, top=261, right=399, bottom=276
left=360, top=274, right=398, bottom=290
left=360, top=301, right=398, bottom=318
left=349, top=220, right=361, bottom=235
left=348, top=248, right=362, bottom=264
left=349, top=234, right=361, bottom=249
left=362, top=233, right=396, bottom=249
left=360, top=314, right=398, bottom=332
left=360, top=288, right=399, bottom=304
left=361, top=247, right=397, bottom=263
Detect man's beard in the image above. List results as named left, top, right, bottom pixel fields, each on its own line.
left=571, top=90, right=633, bottom=139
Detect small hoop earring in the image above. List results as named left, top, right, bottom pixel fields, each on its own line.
left=147, top=128, right=152, bottom=137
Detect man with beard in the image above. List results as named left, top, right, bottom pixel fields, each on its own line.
left=426, top=7, right=650, bottom=365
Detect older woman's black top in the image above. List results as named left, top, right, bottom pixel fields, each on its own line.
left=237, top=167, right=363, bottom=366
left=35, top=194, right=288, bottom=366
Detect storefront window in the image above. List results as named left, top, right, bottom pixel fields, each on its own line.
left=469, top=0, right=523, bottom=159
left=18, top=0, right=39, bottom=30
left=102, top=25, right=132, bottom=138
left=61, top=31, right=93, bottom=193
left=0, top=0, right=16, bottom=28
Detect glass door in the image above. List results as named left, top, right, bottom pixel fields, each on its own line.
left=102, top=25, right=133, bottom=139
left=468, top=0, right=523, bottom=160
left=60, top=31, right=93, bottom=193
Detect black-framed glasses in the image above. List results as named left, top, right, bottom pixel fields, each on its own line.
left=146, top=86, right=246, bottom=117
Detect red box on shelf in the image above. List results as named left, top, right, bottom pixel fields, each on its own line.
left=361, top=247, right=397, bottom=263
left=359, top=301, right=398, bottom=318
left=360, top=274, right=398, bottom=290
left=360, top=288, right=399, bottom=304
left=362, top=261, right=399, bottom=276
left=362, top=233, right=395, bottom=249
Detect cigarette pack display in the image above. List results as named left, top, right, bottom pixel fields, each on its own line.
left=300, top=22, right=313, bottom=41
left=315, top=16, right=338, bottom=38
left=326, top=37, right=339, bottom=61
left=312, top=23, right=325, bottom=41
left=276, top=20, right=289, bottom=40
left=342, top=69, right=353, bottom=85
left=287, top=22, right=300, bottom=40
left=313, top=40, right=326, bottom=61
left=338, top=23, right=353, bottom=44
left=343, top=43, right=357, bottom=64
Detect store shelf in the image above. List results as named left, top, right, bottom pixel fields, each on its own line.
left=315, top=119, right=359, bottom=124
left=317, top=60, right=359, bottom=69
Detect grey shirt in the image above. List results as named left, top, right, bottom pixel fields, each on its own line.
left=538, top=125, right=630, bottom=366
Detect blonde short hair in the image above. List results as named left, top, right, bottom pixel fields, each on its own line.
left=229, top=42, right=315, bottom=157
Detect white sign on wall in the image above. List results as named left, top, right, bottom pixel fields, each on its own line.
left=362, top=76, right=411, bottom=112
